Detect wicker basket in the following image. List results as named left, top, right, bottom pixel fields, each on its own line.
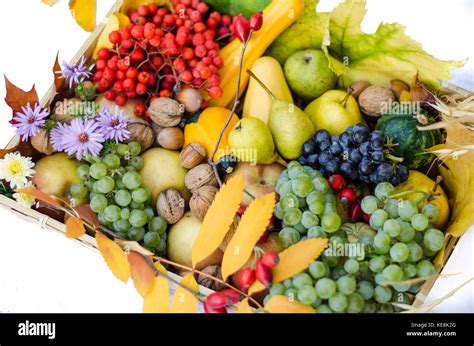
left=0, top=0, right=470, bottom=311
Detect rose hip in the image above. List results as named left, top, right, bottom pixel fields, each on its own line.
left=261, top=251, right=279, bottom=269
left=239, top=267, right=255, bottom=291
left=255, top=259, right=272, bottom=287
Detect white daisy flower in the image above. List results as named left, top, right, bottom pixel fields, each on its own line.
left=0, top=152, right=35, bottom=188
left=13, top=182, right=36, bottom=208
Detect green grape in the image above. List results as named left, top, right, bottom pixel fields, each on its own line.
left=357, top=281, right=374, bottom=300
left=115, top=177, right=126, bottom=190
left=307, top=190, right=324, bottom=205
left=130, top=156, right=144, bottom=170
left=70, top=183, right=88, bottom=199
left=292, top=273, right=313, bottom=289
left=323, top=203, right=337, bottom=216
left=288, top=166, right=306, bottom=179
left=298, top=197, right=307, bottom=209
left=374, top=232, right=391, bottom=248
left=311, top=297, right=322, bottom=308
left=414, top=230, right=423, bottom=243
left=129, top=209, right=148, bottom=228
left=103, top=154, right=121, bottom=169
left=97, top=177, right=115, bottom=194
left=275, top=178, right=289, bottom=194
left=421, top=243, right=438, bottom=257
left=363, top=303, right=377, bottom=313
left=410, top=213, right=428, bottom=231
left=309, top=201, right=324, bottom=215
left=375, top=182, right=395, bottom=201
left=312, top=177, right=329, bottom=193
left=280, top=193, right=299, bottom=210
left=322, top=253, right=340, bottom=267
left=416, top=260, right=435, bottom=278
left=116, top=144, right=131, bottom=157
left=126, top=165, right=137, bottom=172
left=316, top=304, right=333, bottom=313
left=343, top=259, right=359, bottom=274
left=120, top=207, right=131, bottom=220
left=269, top=283, right=286, bottom=296
left=397, top=220, right=416, bottom=242
left=370, top=209, right=388, bottom=229
left=128, top=227, right=145, bottom=241
left=277, top=181, right=293, bottom=196
left=284, top=288, right=298, bottom=301
left=114, top=219, right=131, bottom=233
left=83, top=180, right=94, bottom=191
left=273, top=202, right=284, bottom=220
left=307, top=226, right=327, bottom=239
left=132, top=188, right=149, bottom=204
left=321, top=213, right=341, bottom=233
left=315, top=278, right=336, bottom=299
left=384, top=198, right=399, bottom=218
left=283, top=279, right=293, bottom=289
left=329, top=235, right=347, bottom=248
left=160, top=232, right=168, bottom=242
left=374, top=285, right=392, bottom=303
left=309, top=261, right=327, bottom=279
left=390, top=242, right=409, bottom=262
left=297, top=285, right=318, bottom=305
left=330, top=266, right=347, bottom=281
left=292, top=176, right=313, bottom=197
left=369, top=256, right=386, bottom=273
left=378, top=303, right=394, bottom=313
left=383, top=219, right=401, bottom=238
left=402, top=263, right=417, bottom=278
left=361, top=196, right=379, bottom=214
left=77, top=164, right=90, bottom=180
left=374, top=243, right=390, bottom=255
left=130, top=202, right=145, bottom=211
left=144, top=207, right=154, bottom=222
left=294, top=223, right=307, bottom=235
left=156, top=237, right=167, bottom=252
left=279, top=227, right=301, bottom=248
left=90, top=194, right=108, bottom=213
left=328, top=292, right=347, bottom=312
left=116, top=231, right=128, bottom=239
left=374, top=273, right=386, bottom=286
left=382, top=264, right=403, bottom=282
left=324, top=193, right=337, bottom=204
left=406, top=242, right=423, bottom=263
left=398, top=200, right=417, bottom=221
left=393, top=278, right=411, bottom=292
left=115, top=190, right=132, bottom=207
left=283, top=208, right=302, bottom=226
left=306, top=168, right=322, bottom=179
left=123, top=172, right=142, bottom=190
left=144, top=232, right=160, bottom=248
left=423, top=228, right=444, bottom=252
left=301, top=211, right=319, bottom=229
left=90, top=163, right=108, bottom=180
left=422, top=203, right=441, bottom=223
left=346, top=293, right=365, bottom=313
left=104, top=205, right=121, bottom=223
left=337, top=275, right=356, bottom=295
left=128, top=142, right=142, bottom=156
left=149, top=217, right=167, bottom=234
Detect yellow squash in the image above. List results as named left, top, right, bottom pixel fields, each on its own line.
left=209, top=0, right=304, bottom=108
left=243, top=56, right=293, bottom=124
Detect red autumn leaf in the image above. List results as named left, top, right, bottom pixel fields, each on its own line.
left=73, top=204, right=99, bottom=230
left=4, top=75, right=39, bottom=115
left=66, top=216, right=86, bottom=238
left=53, top=52, right=65, bottom=93
left=15, top=186, right=63, bottom=209
left=128, top=251, right=155, bottom=298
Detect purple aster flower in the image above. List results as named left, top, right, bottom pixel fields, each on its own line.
left=56, top=56, right=94, bottom=89
left=96, top=106, right=131, bottom=143
left=49, top=122, right=69, bottom=152
left=62, top=118, right=105, bottom=160
left=12, top=103, right=49, bottom=141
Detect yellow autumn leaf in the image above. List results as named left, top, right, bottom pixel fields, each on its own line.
left=249, top=238, right=328, bottom=295
left=264, top=295, right=315, bottom=313
left=92, top=13, right=130, bottom=59
left=170, top=273, right=199, bottom=313
left=128, top=251, right=155, bottom=298
left=237, top=298, right=255, bottom=313
left=192, top=174, right=244, bottom=267
left=65, top=216, right=86, bottom=238
left=95, top=231, right=130, bottom=283
left=69, top=0, right=96, bottom=32
left=42, top=0, right=60, bottom=7
left=121, top=0, right=171, bottom=14
left=221, top=192, right=276, bottom=280
left=143, top=262, right=170, bottom=313
left=428, top=124, right=474, bottom=238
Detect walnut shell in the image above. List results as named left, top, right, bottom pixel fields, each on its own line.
left=31, top=129, right=54, bottom=155
left=358, top=86, right=395, bottom=118
left=156, top=189, right=185, bottom=224
left=190, top=185, right=218, bottom=221
left=185, top=164, right=218, bottom=192
left=148, top=97, right=183, bottom=127
left=126, top=121, right=155, bottom=152
left=197, top=265, right=226, bottom=291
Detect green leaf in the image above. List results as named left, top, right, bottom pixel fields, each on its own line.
left=266, top=0, right=329, bottom=64
left=323, top=0, right=465, bottom=89
left=204, top=0, right=271, bottom=19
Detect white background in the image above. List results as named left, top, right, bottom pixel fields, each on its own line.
left=0, top=0, right=473, bottom=312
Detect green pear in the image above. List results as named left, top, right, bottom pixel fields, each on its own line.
left=247, top=70, right=315, bottom=160
left=228, top=117, right=276, bottom=164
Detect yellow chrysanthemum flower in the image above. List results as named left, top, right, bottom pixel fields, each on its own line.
left=0, top=152, right=35, bottom=189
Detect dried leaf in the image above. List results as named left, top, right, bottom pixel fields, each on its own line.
left=115, top=239, right=154, bottom=256
left=95, top=231, right=130, bottom=283
left=221, top=192, right=276, bottom=280
left=52, top=53, right=64, bottom=92
left=128, top=251, right=155, bottom=297
left=192, top=174, right=244, bottom=267
left=42, top=0, right=60, bottom=5
left=143, top=262, right=170, bottom=313
left=249, top=238, right=328, bottom=295
left=264, top=295, right=315, bottom=314
left=69, top=0, right=96, bottom=32
left=73, top=204, right=99, bottom=229
left=65, top=216, right=86, bottom=238
left=15, top=186, right=63, bottom=209
left=236, top=298, right=255, bottom=313
left=92, top=14, right=120, bottom=59
left=4, top=76, right=38, bottom=114
left=170, top=273, right=199, bottom=313
left=121, top=0, right=170, bottom=14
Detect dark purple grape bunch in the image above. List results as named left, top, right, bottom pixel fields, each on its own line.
left=298, top=124, right=408, bottom=185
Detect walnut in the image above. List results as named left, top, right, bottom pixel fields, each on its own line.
left=148, top=97, right=183, bottom=127
left=126, top=121, right=155, bottom=152
left=156, top=189, right=185, bottom=224
left=31, top=129, right=54, bottom=155
left=197, top=265, right=226, bottom=291
left=219, top=218, right=239, bottom=252
left=185, top=164, right=218, bottom=192
left=358, top=86, right=395, bottom=118
left=190, top=185, right=218, bottom=221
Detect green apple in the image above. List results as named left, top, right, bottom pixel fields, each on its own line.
left=32, top=153, right=81, bottom=196
left=284, top=49, right=337, bottom=100
left=305, top=90, right=363, bottom=136
left=140, top=148, right=189, bottom=204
